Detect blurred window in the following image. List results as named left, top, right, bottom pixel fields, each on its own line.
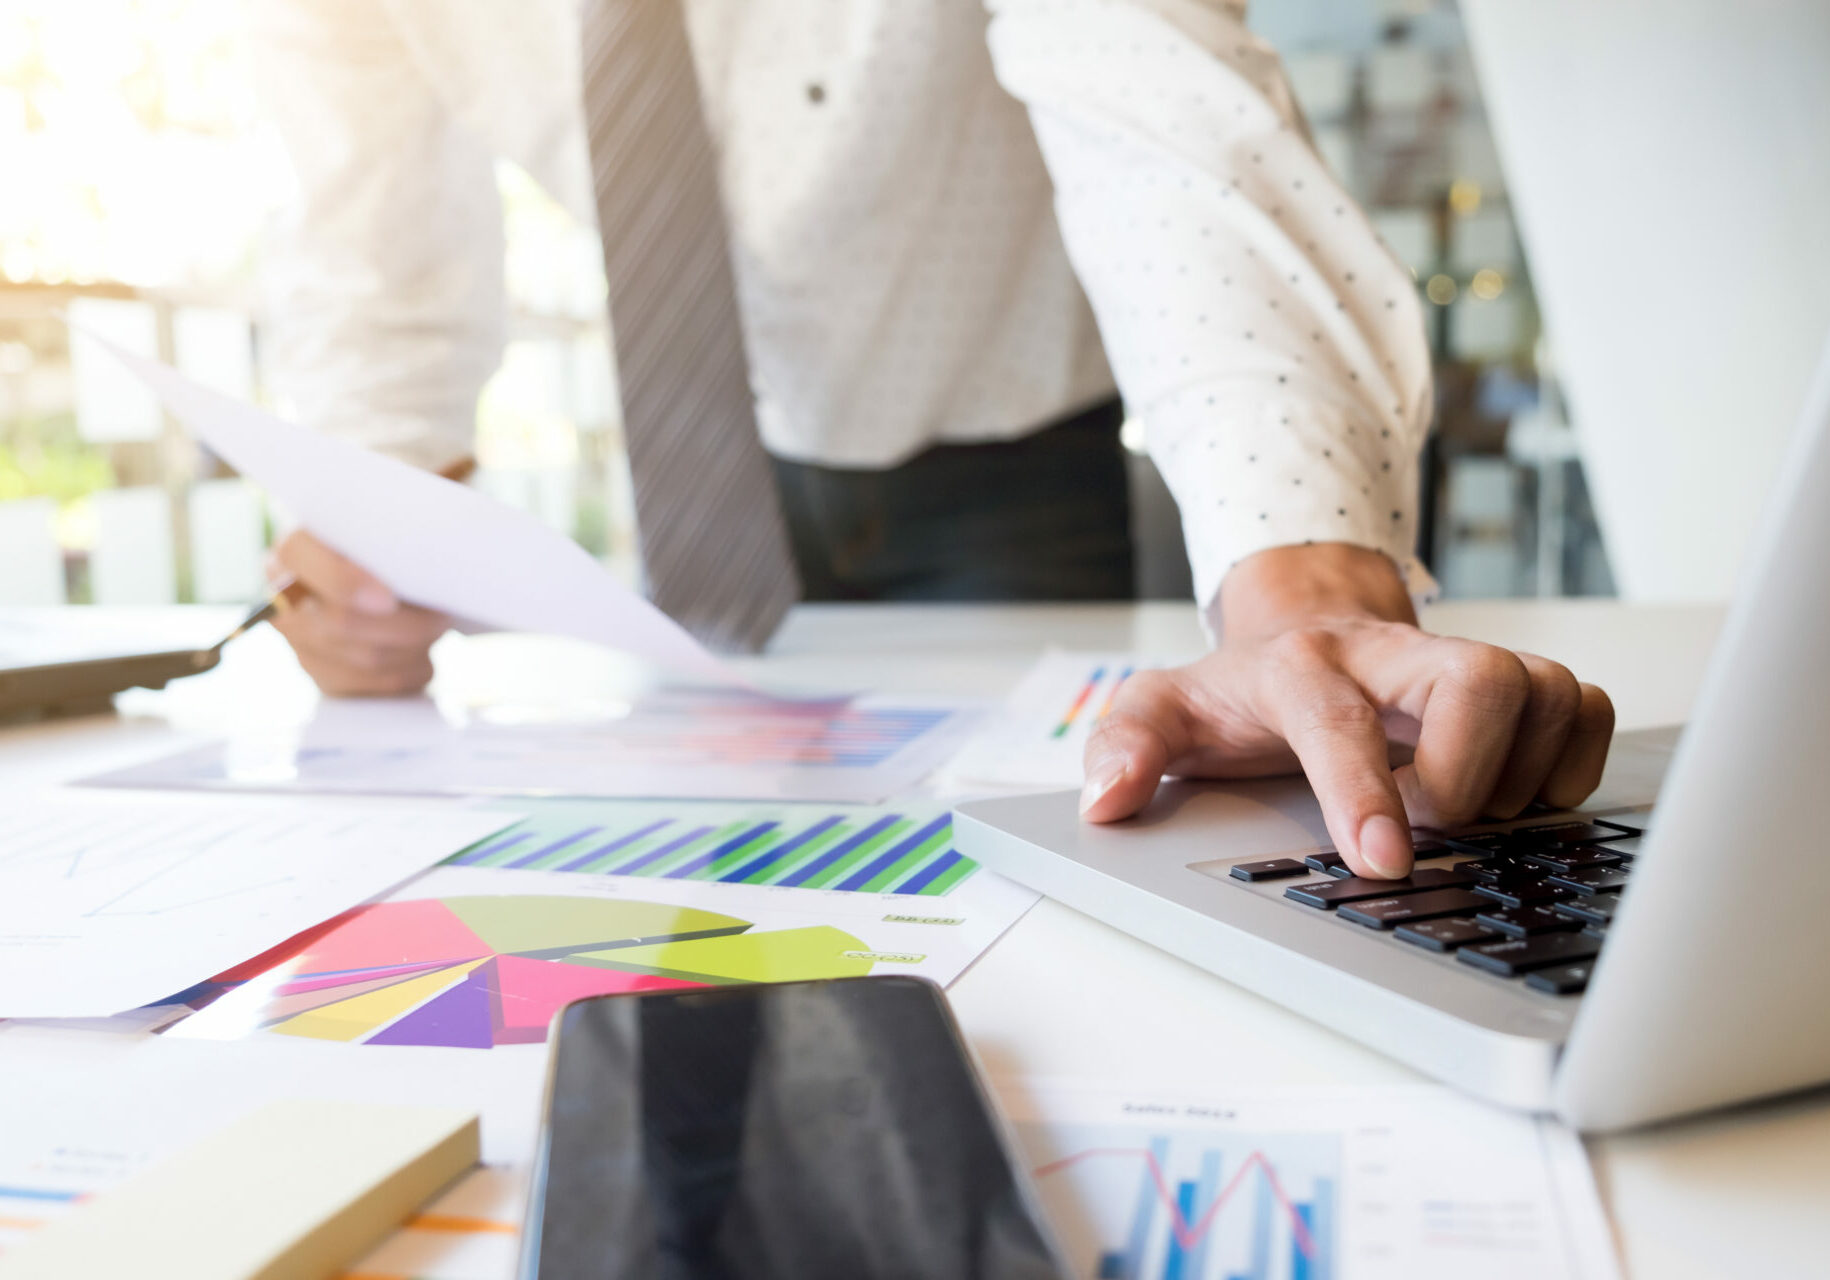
left=0, top=1, right=624, bottom=605
left=1251, top=0, right=1613, bottom=597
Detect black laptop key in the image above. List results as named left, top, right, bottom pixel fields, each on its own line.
left=1283, top=866, right=1475, bottom=908
left=1553, top=896, right=1620, bottom=928
left=1598, top=833, right=1647, bottom=857
left=1510, top=820, right=1631, bottom=846
left=1230, top=857, right=1312, bottom=882
left=1304, top=841, right=1446, bottom=875
left=1473, top=905, right=1584, bottom=938
left=1472, top=880, right=1572, bottom=909
left=1524, top=961, right=1594, bottom=995
left=1458, top=931, right=1602, bottom=977
left=1443, top=831, right=1518, bottom=856
left=1461, top=856, right=1550, bottom=885
left=1337, top=888, right=1492, bottom=930
left=1521, top=846, right=1624, bottom=871
left=1546, top=866, right=1633, bottom=896
left=1394, top=917, right=1503, bottom=952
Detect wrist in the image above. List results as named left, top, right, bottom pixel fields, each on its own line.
left=1218, top=542, right=1417, bottom=642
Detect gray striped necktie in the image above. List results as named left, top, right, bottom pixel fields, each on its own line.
left=580, top=0, right=799, bottom=653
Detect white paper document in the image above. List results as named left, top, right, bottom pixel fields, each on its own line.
left=346, top=1162, right=526, bottom=1280
left=1005, top=1078, right=1620, bottom=1280
left=0, top=792, right=516, bottom=1018
left=84, top=689, right=982, bottom=805
left=943, top=649, right=1178, bottom=791
left=82, top=331, right=736, bottom=686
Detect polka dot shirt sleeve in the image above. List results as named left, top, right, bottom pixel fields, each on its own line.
left=983, top=0, right=1440, bottom=622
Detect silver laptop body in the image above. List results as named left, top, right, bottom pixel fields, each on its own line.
left=954, top=343, right=1830, bottom=1132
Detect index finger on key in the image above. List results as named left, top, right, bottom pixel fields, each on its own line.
left=1252, top=635, right=1414, bottom=879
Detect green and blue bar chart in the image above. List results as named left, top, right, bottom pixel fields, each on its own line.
left=447, top=800, right=980, bottom=897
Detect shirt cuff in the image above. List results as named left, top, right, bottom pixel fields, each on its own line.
left=1142, top=391, right=1440, bottom=642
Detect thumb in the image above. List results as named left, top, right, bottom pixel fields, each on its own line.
left=1079, top=671, right=1198, bottom=822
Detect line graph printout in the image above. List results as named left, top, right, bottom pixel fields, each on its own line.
left=1038, top=1129, right=1339, bottom=1280
left=1007, top=1080, right=1619, bottom=1280
left=0, top=793, right=515, bottom=1019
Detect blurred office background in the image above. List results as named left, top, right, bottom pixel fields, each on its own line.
left=3, top=0, right=1826, bottom=611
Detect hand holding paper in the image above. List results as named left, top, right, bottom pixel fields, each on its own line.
left=265, top=528, right=453, bottom=696
left=84, top=329, right=740, bottom=686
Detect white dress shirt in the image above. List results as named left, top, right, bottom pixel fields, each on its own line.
left=250, top=0, right=1436, bottom=616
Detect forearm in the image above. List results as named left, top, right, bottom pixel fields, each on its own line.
left=984, top=0, right=1436, bottom=618
left=251, top=0, right=505, bottom=471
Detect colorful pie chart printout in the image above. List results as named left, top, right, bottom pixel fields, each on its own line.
left=185, top=895, right=876, bottom=1049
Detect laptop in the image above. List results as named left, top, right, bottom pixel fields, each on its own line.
left=953, top=342, right=1830, bottom=1133
left=0, top=608, right=229, bottom=723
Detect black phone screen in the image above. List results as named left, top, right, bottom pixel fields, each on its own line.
left=522, top=976, right=1064, bottom=1280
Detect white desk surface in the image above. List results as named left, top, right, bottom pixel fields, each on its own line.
left=6, top=599, right=1828, bottom=1278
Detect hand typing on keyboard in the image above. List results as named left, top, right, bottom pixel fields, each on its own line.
left=1078, top=544, right=1615, bottom=880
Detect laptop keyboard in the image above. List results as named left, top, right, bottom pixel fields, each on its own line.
left=1218, top=809, right=1653, bottom=998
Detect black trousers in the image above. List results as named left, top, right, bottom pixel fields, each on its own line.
left=771, top=398, right=1136, bottom=602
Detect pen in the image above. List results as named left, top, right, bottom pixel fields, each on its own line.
left=212, top=576, right=307, bottom=652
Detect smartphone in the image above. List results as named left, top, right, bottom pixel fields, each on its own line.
left=520, top=975, right=1066, bottom=1280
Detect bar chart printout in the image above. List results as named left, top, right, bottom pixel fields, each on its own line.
left=1009, top=1082, right=1621, bottom=1280
left=1032, top=1128, right=1336, bottom=1280
left=942, top=651, right=1170, bottom=789
left=445, top=800, right=980, bottom=897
